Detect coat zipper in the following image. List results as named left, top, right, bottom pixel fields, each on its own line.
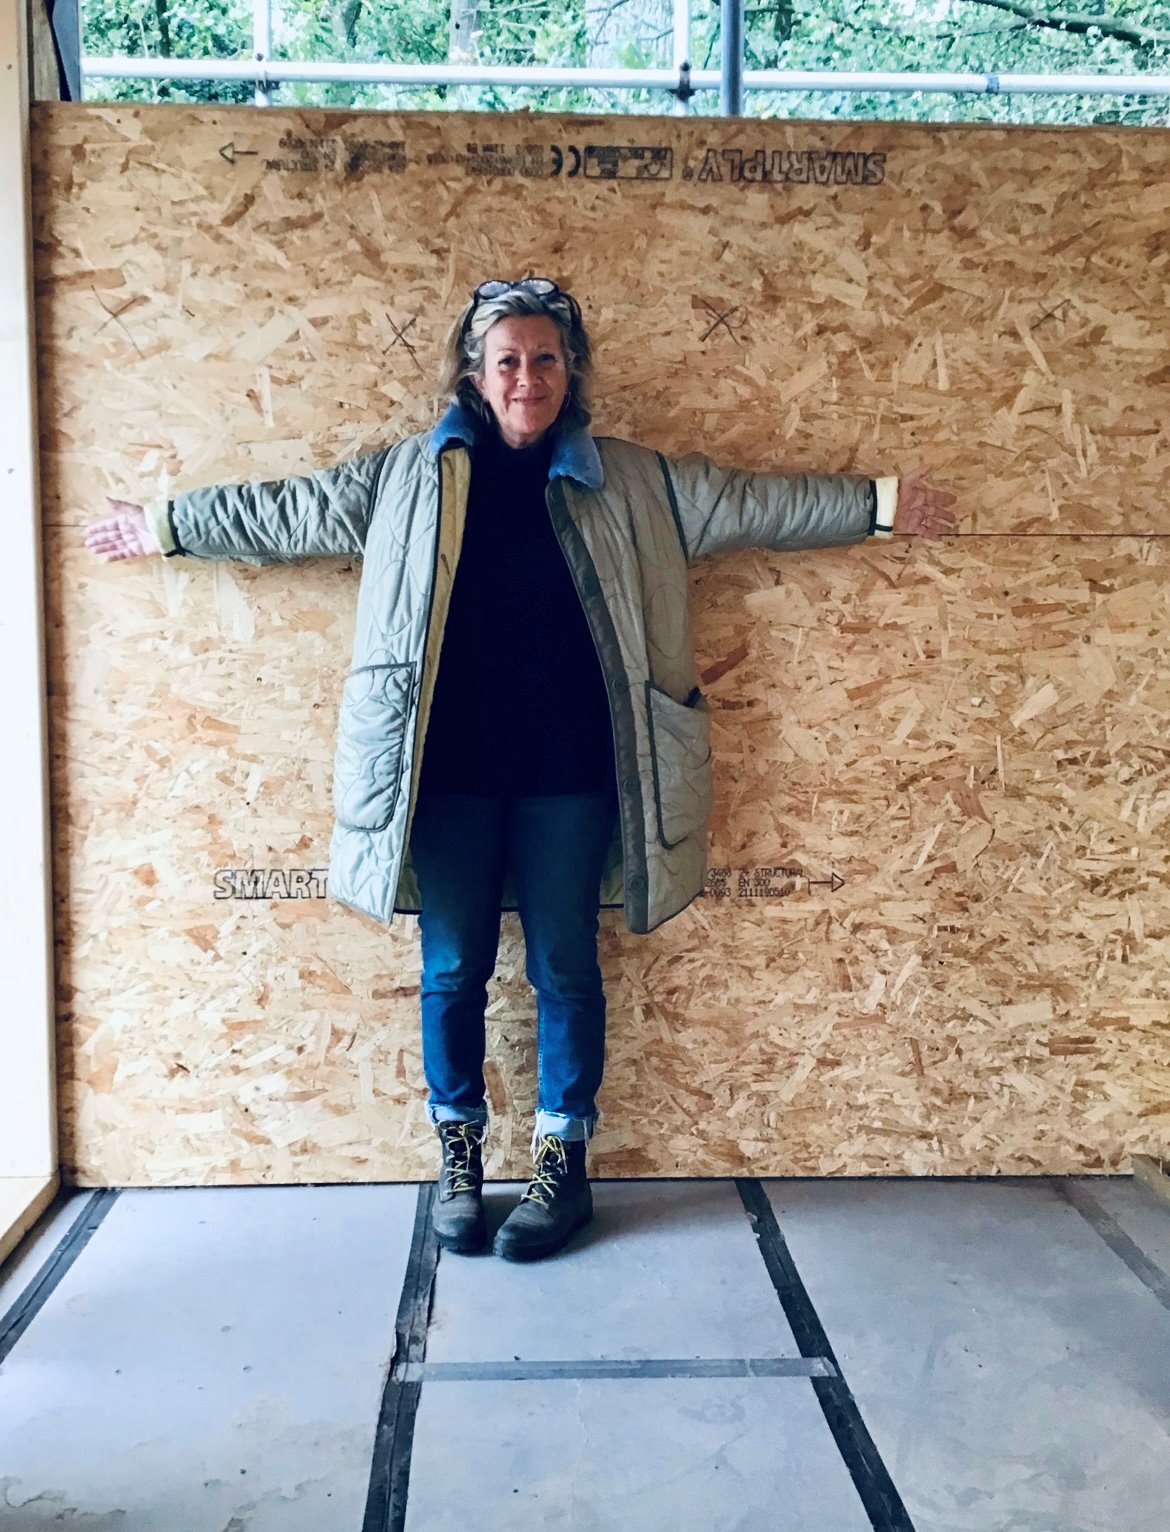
left=546, top=477, right=630, bottom=856
left=400, top=456, right=448, bottom=848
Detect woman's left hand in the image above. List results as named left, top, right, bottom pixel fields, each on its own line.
left=894, top=470, right=958, bottom=538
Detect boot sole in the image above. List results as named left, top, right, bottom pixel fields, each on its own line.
left=434, top=1223, right=488, bottom=1255
left=492, top=1205, right=592, bottom=1263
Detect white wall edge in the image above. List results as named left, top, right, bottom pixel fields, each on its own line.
left=0, top=1175, right=59, bottom=1269
left=0, top=0, right=59, bottom=1192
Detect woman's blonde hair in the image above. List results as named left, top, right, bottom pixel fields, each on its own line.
left=438, top=284, right=593, bottom=432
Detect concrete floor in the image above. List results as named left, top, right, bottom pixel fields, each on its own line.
left=0, top=1177, right=1168, bottom=1531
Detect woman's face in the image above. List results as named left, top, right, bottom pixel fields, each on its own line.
left=473, top=314, right=569, bottom=448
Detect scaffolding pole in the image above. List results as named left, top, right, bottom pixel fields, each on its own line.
left=81, top=57, right=1170, bottom=100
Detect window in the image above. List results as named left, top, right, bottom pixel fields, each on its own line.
left=81, top=0, right=1170, bottom=125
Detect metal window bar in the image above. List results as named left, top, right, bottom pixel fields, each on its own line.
left=721, top=0, right=742, bottom=117
left=253, top=0, right=271, bottom=107
left=672, top=0, right=691, bottom=117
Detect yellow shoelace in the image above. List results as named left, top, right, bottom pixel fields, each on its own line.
left=521, top=1136, right=569, bottom=1208
left=441, top=1122, right=482, bottom=1195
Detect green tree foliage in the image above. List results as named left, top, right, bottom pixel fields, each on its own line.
left=81, top=0, right=254, bottom=102
left=81, top=0, right=1170, bottom=124
left=716, top=0, right=1170, bottom=124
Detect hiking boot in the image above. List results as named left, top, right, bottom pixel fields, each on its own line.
left=433, top=1120, right=487, bottom=1254
left=493, top=1134, right=592, bottom=1263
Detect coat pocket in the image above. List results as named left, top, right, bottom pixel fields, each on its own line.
left=645, top=681, right=713, bottom=850
left=333, top=662, right=416, bottom=832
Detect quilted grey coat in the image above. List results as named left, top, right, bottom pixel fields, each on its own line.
left=148, top=404, right=894, bottom=934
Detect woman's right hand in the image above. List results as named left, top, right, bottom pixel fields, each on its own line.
left=84, top=498, right=161, bottom=562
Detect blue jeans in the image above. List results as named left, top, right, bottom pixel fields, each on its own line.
left=410, top=791, right=618, bottom=1143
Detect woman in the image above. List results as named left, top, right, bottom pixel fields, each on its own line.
left=87, top=278, right=956, bottom=1263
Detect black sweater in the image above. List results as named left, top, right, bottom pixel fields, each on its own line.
left=417, top=429, right=617, bottom=797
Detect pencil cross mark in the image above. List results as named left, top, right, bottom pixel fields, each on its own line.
left=698, top=298, right=744, bottom=343
left=385, top=313, right=422, bottom=370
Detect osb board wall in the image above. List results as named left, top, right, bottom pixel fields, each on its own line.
left=32, top=103, right=1170, bottom=1185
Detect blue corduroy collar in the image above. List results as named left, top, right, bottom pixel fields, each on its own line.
left=428, top=401, right=604, bottom=491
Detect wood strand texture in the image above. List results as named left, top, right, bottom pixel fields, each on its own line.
left=34, top=104, right=1170, bottom=1183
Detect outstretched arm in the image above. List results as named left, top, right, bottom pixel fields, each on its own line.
left=86, top=448, right=390, bottom=567
left=150, top=448, right=390, bottom=564
left=659, top=452, right=953, bottom=563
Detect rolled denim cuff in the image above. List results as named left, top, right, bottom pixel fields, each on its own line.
left=428, top=1102, right=489, bottom=1129
left=533, top=1109, right=597, bottom=1145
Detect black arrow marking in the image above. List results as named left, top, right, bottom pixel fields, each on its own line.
left=219, top=142, right=259, bottom=165
left=807, top=873, right=845, bottom=893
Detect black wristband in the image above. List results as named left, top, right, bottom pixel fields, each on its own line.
left=165, top=500, right=185, bottom=557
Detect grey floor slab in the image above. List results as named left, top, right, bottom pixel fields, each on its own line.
left=405, top=1377, right=872, bottom=1532
left=429, top=1179, right=800, bottom=1362
left=0, top=1185, right=417, bottom=1531
left=763, top=1178, right=1170, bottom=1532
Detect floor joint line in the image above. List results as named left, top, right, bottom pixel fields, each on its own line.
left=1055, top=1180, right=1170, bottom=1313
left=362, top=1183, right=439, bottom=1532
left=0, top=1188, right=119, bottom=1368
left=736, top=1178, right=916, bottom=1532
left=398, top=1355, right=837, bottom=1382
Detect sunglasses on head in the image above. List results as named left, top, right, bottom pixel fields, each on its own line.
left=473, top=278, right=561, bottom=302
left=463, top=278, right=581, bottom=335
